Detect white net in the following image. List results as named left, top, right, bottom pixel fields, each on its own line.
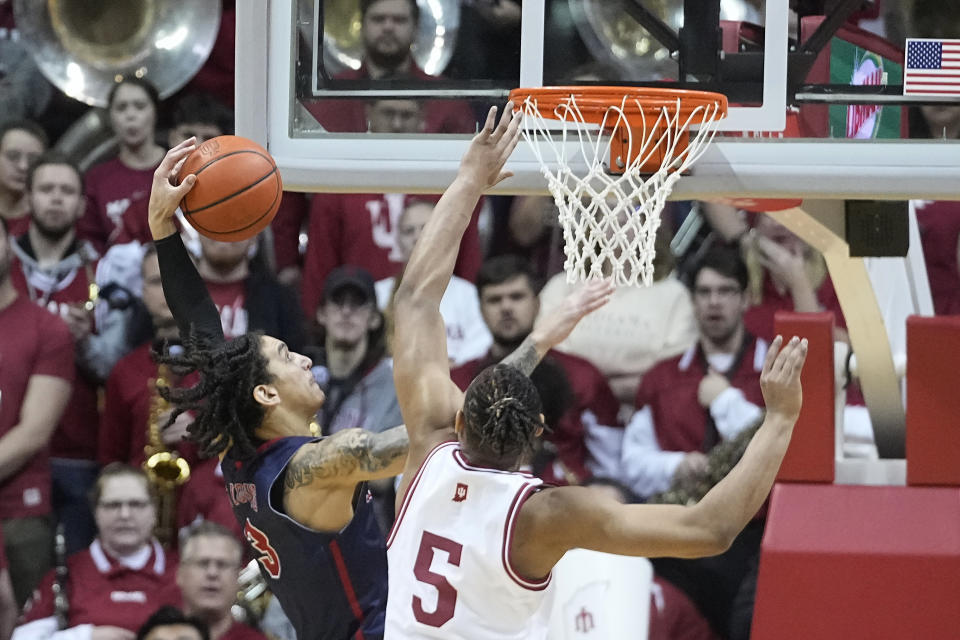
left=516, top=92, right=725, bottom=286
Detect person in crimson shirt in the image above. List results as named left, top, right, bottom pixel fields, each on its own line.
left=450, top=255, right=621, bottom=485
left=303, top=0, right=475, bottom=134
left=299, top=98, right=482, bottom=318
left=97, top=246, right=243, bottom=545
left=14, top=464, right=181, bottom=640
left=9, top=154, right=128, bottom=555
left=79, top=78, right=166, bottom=254
left=0, top=218, right=73, bottom=608
left=177, top=523, right=265, bottom=640
left=301, top=190, right=483, bottom=319
left=98, top=245, right=201, bottom=467
left=621, top=246, right=767, bottom=640
left=0, top=120, right=47, bottom=237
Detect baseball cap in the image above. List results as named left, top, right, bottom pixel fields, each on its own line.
left=321, top=265, right=377, bottom=304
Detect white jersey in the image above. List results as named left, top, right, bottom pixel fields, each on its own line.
left=375, top=275, right=492, bottom=366
left=385, top=442, right=554, bottom=639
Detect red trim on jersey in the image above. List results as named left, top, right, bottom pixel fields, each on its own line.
left=387, top=441, right=457, bottom=548
left=452, top=449, right=536, bottom=478
left=501, top=483, right=552, bottom=591
left=328, top=539, right=366, bottom=640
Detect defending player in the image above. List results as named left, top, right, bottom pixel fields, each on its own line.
left=387, top=103, right=809, bottom=638
left=147, top=139, right=405, bottom=640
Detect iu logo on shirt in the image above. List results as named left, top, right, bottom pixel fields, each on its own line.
left=574, top=606, right=595, bottom=633
left=452, top=483, right=468, bottom=502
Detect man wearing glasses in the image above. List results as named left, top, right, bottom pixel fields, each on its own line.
left=620, top=245, right=769, bottom=640
left=177, top=523, right=264, bottom=640
left=14, top=464, right=180, bottom=640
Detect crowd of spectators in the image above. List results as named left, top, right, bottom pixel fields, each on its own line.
left=0, top=1, right=958, bottom=640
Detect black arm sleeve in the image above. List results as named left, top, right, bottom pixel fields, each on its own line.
left=154, top=233, right=225, bottom=344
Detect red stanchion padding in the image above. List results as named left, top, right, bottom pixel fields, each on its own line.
left=772, top=312, right=835, bottom=483
left=906, top=315, right=960, bottom=486
left=752, top=483, right=960, bottom=640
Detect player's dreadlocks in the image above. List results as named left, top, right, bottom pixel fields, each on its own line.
left=154, top=331, right=272, bottom=460
left=463, top=364, right=544, bottom=468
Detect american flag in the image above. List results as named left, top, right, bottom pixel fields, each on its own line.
left=903, top=38, right=960, bottom=96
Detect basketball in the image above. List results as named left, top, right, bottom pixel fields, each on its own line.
left=177, top=135, right=283, bottom=242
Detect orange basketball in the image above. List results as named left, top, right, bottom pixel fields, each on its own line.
left=177, top=135, right=282, bottom=242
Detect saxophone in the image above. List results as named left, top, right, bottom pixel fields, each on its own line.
left=143, top=364, right=191, bottom=547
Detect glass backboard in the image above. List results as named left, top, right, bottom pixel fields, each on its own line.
left=236, top=0, right=960, bottom=200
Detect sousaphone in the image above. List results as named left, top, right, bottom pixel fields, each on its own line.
left=14, top=0, right=222, bottom=106
left=568, top=0, right=762, bottom=80
left=14, top=0, right=222, bottom=169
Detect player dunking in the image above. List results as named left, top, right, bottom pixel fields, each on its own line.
left=146, top=139, right=406, bottom=640
left=146, top=133, right=609, bottom=640
left=386, top=103, right=809, bottom=638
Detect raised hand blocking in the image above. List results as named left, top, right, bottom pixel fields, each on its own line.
left=457, top=102, right=523, bottom=190
left=759, top=335, right=808, bottom=421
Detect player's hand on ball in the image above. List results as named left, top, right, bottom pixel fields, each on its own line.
left=149, top=137, right=198, bottom=238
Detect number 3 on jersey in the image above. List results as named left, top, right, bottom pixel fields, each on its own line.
left=245, top=519, right=281, bottom=578
left=412, top=531, right=463, bottom=627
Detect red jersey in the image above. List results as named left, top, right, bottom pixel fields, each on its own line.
left=176, top=457, right=243, bottom=543
left=206, top=280, right=248, bottom=339
left=19, top=539, right=180, bottom=631
left=451, top=349, right=620, bottom=485
left=80, top=157, right=157, bottom=253
left=635, top=340, right=766, bottom=453
left=915, top=200, right=960, bottom=315
left=301, top=193, right=481, bottom=315
left=303, top=63, right=475, bottom=134
left=99, top=342, right=201, bottom=467
left=9, top=238, right=102, bottom=460
left=0, top=295, right=75, bottom=518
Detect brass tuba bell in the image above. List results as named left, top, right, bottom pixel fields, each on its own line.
left=13, top=0, right=223, bottom=107
left=567, top=0, right=763, bottom=80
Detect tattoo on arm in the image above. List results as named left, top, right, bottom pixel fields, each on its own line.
left=284, top=426, right=409, bottom=491
left=501, top=335, right=544, bottom=377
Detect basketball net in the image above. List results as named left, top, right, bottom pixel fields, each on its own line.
left=514, top=91, right=725, bottom=286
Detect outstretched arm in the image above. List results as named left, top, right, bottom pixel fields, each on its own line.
left=148, top=139, right=224, bottom=344
left=392, top=105, right=521, bottom=466
left=514, top=335, right=808, bottom=577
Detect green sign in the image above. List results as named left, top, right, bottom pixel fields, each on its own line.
left=829, top=38, right=904, bottom=139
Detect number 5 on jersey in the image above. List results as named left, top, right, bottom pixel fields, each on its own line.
left=412, top=531, right=463, bottom=627
left=245, top=519, right=281, bottom=578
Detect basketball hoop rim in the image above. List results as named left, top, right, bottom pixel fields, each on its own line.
left=508, top=86, right=729, bottom=122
